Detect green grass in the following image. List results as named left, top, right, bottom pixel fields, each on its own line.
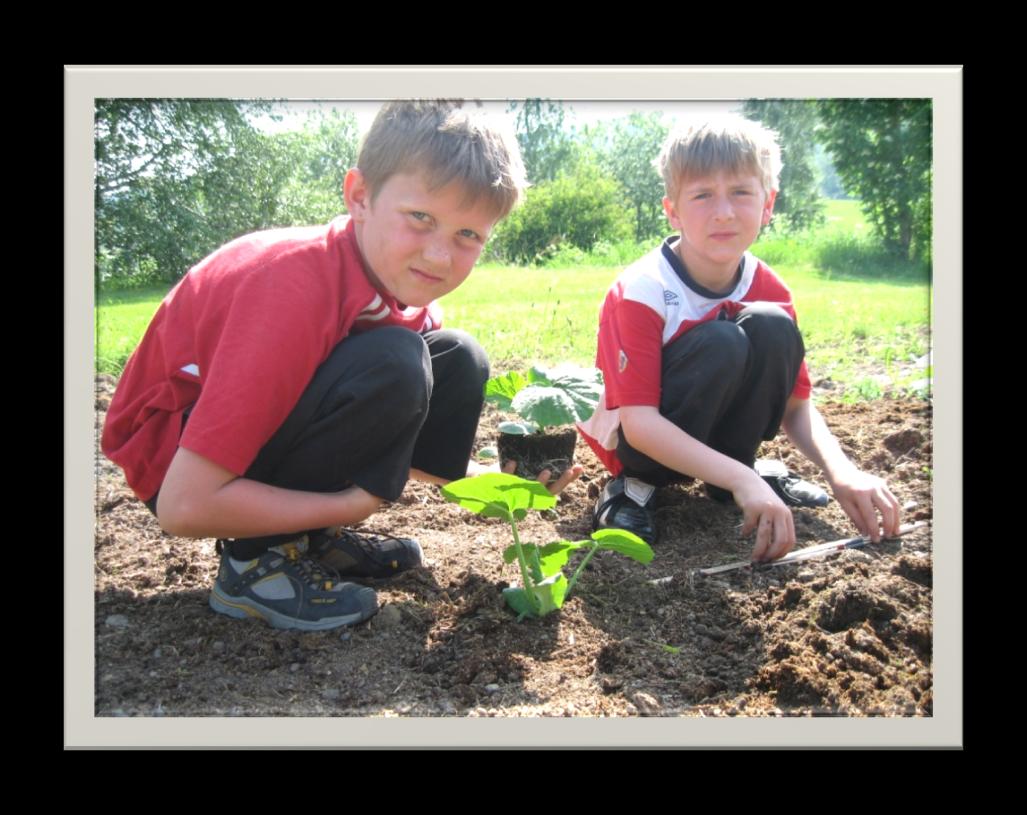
left=438, top=263, right=621, bottom=371
left=95, top=200, right=932, bottom=399
left=95, top=285, right=169, bottom=375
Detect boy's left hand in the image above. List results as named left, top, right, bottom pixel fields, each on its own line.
left=828, top=467, right=902, bottom=542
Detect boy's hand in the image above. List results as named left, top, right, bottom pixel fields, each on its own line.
left=464, top=458, right=583, bottom=496
left=734, top=473, right=796, bottom=562
left=503, top=459, right=585, bottom=496
left=827, top=467, right=902, bottom=543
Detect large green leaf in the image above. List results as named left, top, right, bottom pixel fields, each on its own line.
left=484, top=371, right=529, bottom=411
left=517, top=365, right=604, bottom=425
left=440, top=473, right=557, bottom=521
left=591, top=528, right=654, bottom=563
left=511, top=386, right=582, bottom=427
left=547, top=370, right=603, bottom=421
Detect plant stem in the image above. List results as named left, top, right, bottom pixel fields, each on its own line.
left=509, top=517, right=540, bottom=616
left=565, top=541, right=600, bottom=598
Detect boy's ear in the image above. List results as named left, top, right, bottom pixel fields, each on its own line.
left=761, top=189, right=778, bottom=227
left=662, top=196, right=681, bottom=231
left=343, top=168, right=370, bottom=221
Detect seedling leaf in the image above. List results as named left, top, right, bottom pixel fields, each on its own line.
left=488, top=366, right=603, bottom=428
left=591, top=529, right=654, bottom=563
left=502, top=573, right=568, bottom=617
left=440, top=474, right=557, bottom=521
left=512, top=386, right=583, bottom=427
left=503, top=540, right=587, bottom=576
left=484, top=371, right=529, bottom=411
left=498, top=420, right=539, bottom=435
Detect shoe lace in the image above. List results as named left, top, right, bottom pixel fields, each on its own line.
left=324, top=528, right=396, bottom=564
left=280, top=542, right=343, bottom=591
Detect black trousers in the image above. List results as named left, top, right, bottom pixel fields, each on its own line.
left=147, top=327, right=489, bottom=557
left=616, top=302, right=805, bottom=488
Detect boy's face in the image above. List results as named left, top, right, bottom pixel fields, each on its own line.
left=663, top=169, right=776, bottom=282
left=344, top=169, right=498, bottom=308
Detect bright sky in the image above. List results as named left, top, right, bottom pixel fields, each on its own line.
left=253, top=99, right=742, bottom=137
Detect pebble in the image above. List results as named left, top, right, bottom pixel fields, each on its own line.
left=796, top=569, right=816, bottom=583
left=377, top=605, right=402, bottom=628
left=105, top=614, right=130, bottom=629
left=630, top=691, right=662, bottom=716
left=485, top=684, right=501, bottom=695
left=339, top=631, right=351, bottom=642
left=290, top=662, right=301, bottom=673
left=212, top=641, right=226, bottom=654
left=152, top=647, right=163, bottom=659
left=441, top=701, right=458, bottom=715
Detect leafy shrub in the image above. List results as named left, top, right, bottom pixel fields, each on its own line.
left=490, top=161, right=633, bottom=266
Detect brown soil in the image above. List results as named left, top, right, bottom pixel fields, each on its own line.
left=498, top=427, right=577, bottom=480
left=94, top=375, right=933, bottom=718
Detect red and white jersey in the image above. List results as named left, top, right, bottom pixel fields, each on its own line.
left=102, top=216, right=442, bottom=503
left=578, top=237, right=811, bottom=474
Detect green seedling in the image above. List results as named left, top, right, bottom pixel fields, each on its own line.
left=485, top=364, right=603, bottom=433
left=440, top=473, right=653, bottom=619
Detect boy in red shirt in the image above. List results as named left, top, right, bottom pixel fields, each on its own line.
left=103, top=101, right=578, bottom=631
left=580, top=115, right=902, bottom=562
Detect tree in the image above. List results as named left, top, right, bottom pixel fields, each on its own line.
left=508, top=99, right=576, bottom=185
left=814, top=99, right=932, bottom=261
left=276, top=109, right=359, bottom=225
left=742, top=99, right=826, bottom=233
left=94, top=101, right=360, bottom=288
left=95, top=100, right=270, bottom=287
left=586, top=112, right=670, bottom=242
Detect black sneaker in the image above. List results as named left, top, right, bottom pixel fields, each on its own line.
left=209, top=538, right=378, bottom=631
left=308, top=528, right=424, bottom=579
left=755, top=459, right=830, bottom=508
left=593, top=475, right=658, bottom=546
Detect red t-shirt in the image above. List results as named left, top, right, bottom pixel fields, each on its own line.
left=579, top=238, right=810, bottom=474
left=101, top=216, right=441, bottom=502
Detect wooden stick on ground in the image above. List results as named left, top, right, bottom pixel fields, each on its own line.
left=694, top=521, right=928, bottom=577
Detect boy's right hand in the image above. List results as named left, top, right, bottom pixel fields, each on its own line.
left=733, top=473, right=796, bottom=562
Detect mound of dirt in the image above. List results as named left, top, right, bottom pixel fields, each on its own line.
left=94, top=375, right=932, bottom=718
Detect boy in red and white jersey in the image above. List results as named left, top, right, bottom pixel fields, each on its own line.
left=579, top=115, right=902, bottom=562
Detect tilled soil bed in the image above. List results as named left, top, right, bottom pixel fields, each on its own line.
left=94, top=375, right=933, bottom=718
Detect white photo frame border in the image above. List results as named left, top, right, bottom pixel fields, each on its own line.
left=66, top=65, right=962, bottom=749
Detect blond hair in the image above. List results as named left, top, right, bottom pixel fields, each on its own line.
left=656, top=114, right=782, bottom=199
left=357, top=100, right=527, bottom=220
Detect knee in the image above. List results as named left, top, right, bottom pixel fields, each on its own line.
left=377, top=327, right=433, bottom=403
left=660, top=320, right=749, bottom=406
left=427, top=329, right=490, bottom=397
left=668, top=319, right=750, bottom=374
left=735, top=302, right=803, bottom=352
left=325, top=326, right=431, bottom=405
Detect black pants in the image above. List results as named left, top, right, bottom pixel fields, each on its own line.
left=616, top=302, right=805, bottom=488
left=147, top=327, right=489, bottom=557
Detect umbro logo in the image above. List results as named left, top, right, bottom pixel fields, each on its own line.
left=663, top=290, right=680, bottom=305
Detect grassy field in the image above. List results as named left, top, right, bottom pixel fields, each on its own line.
left=95, top=200, right=931, bottom=399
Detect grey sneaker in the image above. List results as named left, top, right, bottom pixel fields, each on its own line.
left=308, top=528, right=424, bottom=579
left=209, top=538, right=378, bottom=631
